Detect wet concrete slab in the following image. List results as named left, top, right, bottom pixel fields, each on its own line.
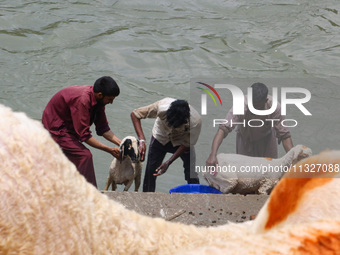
left=102, top=191, right=268, bottom=227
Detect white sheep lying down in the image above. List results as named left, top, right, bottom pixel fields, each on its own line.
left=204, top=145, right=312, bottom=194
left=1, top=104, right=340, bottom=254
left=104, top=136, right=142, bottom=192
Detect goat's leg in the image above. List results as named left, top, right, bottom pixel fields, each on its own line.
left=104, top=176, right=113, bottom=191
left=123, top=180, right=134, bottom=191
left=112, top=182, right=117, bottom=191
left=134, top=173, right=141, bottom=192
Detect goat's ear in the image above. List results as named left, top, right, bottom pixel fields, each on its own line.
left=120, top=144, right=124, bottom=164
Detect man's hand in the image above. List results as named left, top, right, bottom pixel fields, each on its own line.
left=131, top=112, right=147, bottom=162
left=153, top=145, right=188, bottom=176
left=139, top=140, right=147, bottom=161
left=109, top=147, right=121, bottom=160
left=206, top=153, right=218, bottom=168
left=85, top=137, right=121, bottom=161
left=153, top=161, right=170, bottom=176
left=206, top=154, right=219, bottom=175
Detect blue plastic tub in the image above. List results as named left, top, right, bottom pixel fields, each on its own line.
left=169, top=184, right=222, bottom=194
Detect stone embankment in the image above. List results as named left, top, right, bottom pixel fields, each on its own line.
left=103, top=191, right=268, bottom=226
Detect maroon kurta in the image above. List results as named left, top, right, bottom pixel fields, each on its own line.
left=42, top=85, right=111, bottom=187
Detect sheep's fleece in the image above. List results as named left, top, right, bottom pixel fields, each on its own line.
left=1, top=104, right=340, bottom=255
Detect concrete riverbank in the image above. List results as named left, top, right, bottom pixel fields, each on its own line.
left=103, top=191, right=269, bottom=227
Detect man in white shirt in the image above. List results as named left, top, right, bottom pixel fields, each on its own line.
left=206, top=83, right=293, bottom=169
left=131, top=98, right=202, bottom=192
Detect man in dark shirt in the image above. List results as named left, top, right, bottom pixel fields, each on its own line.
left=42, top=76, right=121, bottom=187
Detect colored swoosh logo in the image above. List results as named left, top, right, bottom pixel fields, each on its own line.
left=196, top=82, right=223, bottom=106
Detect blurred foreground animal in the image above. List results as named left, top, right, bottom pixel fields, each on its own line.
left=204, top=145, right=312, bottom=194
left=1, top=104, right=340, bottom=254
left=104, top=136, right=142, bottom=191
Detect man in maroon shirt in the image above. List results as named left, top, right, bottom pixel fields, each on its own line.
left=42, top=76, right=121, bottom=188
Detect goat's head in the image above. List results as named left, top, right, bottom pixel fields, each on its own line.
left=119, top=136, right=140, bottom=163
left=291, top=145, right=313, bottom=165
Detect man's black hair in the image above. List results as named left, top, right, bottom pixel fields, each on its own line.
left=93, top=76, right=120, bottom=97
left=166, top=100, right=190, bottom=128
left=251, top=82, right=268, bottom=102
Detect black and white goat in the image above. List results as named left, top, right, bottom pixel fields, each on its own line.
left=104, top=136, right=142, bottom=192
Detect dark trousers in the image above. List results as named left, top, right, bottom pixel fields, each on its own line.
left=51, top=134, right=97, bottom=188
left=143, top=136, right=199, bottom=192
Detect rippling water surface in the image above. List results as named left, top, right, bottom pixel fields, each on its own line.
left=1, top=0, right=340, bottom=192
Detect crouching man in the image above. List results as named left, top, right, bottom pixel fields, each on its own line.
left=42, top=76, right=122, bottom=188
left=131, top=97, right=202, bottom=192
